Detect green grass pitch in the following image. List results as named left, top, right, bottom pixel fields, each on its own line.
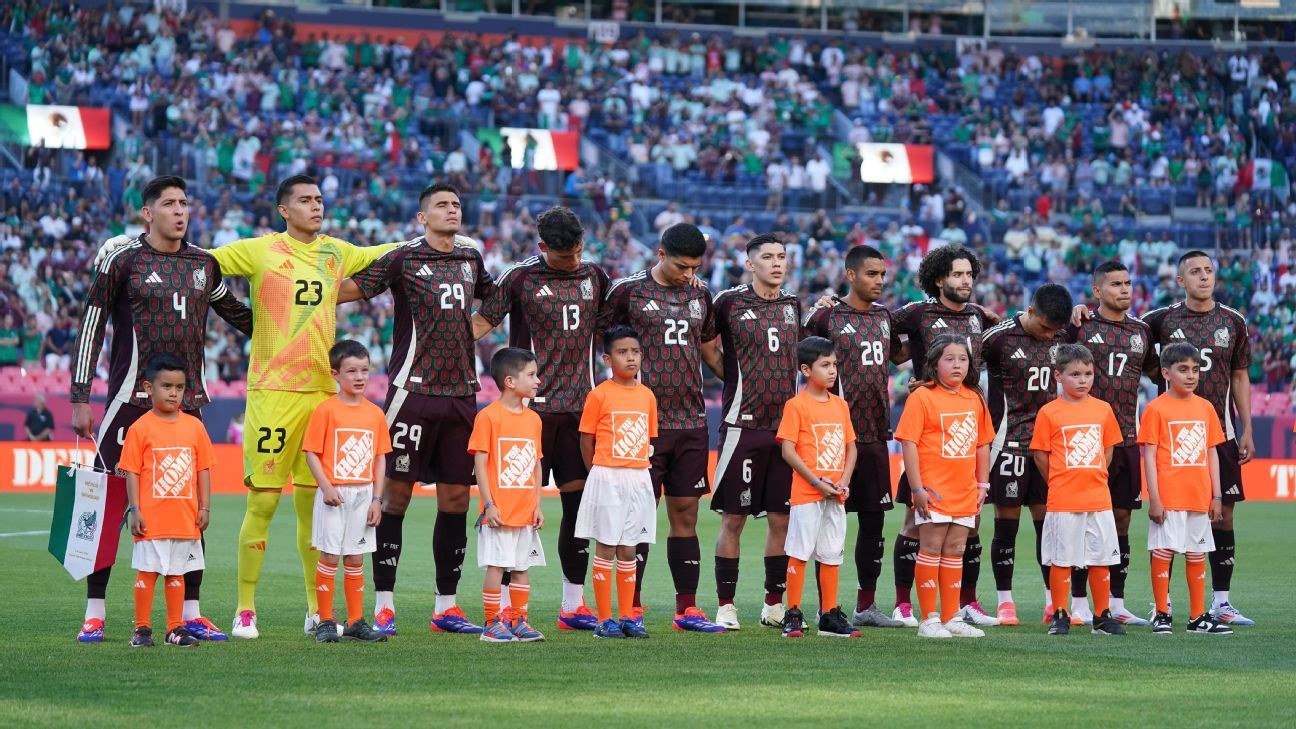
left=2, top=493, right=1292, bottom=728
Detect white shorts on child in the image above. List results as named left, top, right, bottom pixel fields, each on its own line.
left=1148, top=510, right=1216, bottom=553
left=477, top=524, right=546, bottom=570
left=1041, top=510, right=1120, bottom=567
left=312, top=485, right=376, bottom=556
left=914, top=510, right=977, bottom=529
left=784, top=499, right=847, bottom=565
left=132, top=538, right=205, bottom=574
left=574, top=465, right=657, bottom=547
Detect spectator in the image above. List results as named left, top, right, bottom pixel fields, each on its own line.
left=25, top=393, right=54, bottom=442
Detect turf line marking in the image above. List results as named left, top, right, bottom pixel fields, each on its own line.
left=0, top=530, right=50, bottom=538
left=0, top=508, right=53, bottom=513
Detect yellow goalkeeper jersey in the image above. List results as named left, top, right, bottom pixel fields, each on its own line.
left=212, top=232, right=397, bottom=393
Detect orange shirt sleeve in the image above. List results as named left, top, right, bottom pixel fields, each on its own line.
left=467, top=407, right=495, bottom=455
left=1101, top=404, right=1123, bottom=449
left=118, top=421, right=145, bottom=475
left=1028, top=406, right=1053, bottom=453
left=775, top=397, right=803, bottom=445
left=1137, top=400, right=1162, bottom=447
left=893, top=388, right=927, bottom=443
left=302, top=403, right=329, bottom=456
left=579, top=388, right=604, bottom=435
left=976, top=396, right=996, bottom=446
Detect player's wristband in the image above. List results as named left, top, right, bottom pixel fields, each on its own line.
left=977, top=482, right=991, bottom=490
left=1212, top=496, right=1223, bottom=501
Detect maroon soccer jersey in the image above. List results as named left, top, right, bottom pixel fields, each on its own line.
left=892, top=298, right=993, bottom=372
left=352, top=238, right=493, bottom=397
left=713, top=284, right=800, bottom=431
left=599, top=269, right=718, bottom=430
left=1142, top=301, right=1250, bottom=438
left=803, top=298, right=895, bottom=443
left=1065, top=312, right=1155, bottom=445
left=71, top=236, right=253, bottom=411
left=982, top=314, right=1068, bottom=456
left=478, top=255, right=610, bottom=414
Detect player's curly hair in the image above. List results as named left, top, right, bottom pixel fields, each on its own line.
left=918, top=333, right=983, bottom=396
left=537, top=206, right=584, bottom=252
left=917, top=245, right=982, bottom=299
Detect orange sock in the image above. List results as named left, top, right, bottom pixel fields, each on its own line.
left=1151, top=550, right=1174, bottom=615
left=483, top=588, right=501, bottom=625
left=164, top=576, right=184, bottom=631
left=785, top=557, right=807, bottom=610
left=1185, top=553, right=1207, bottom=618
left=315, top=562, right=337, bottom=622
left=939, top=555, right=963, bottom=623
left=915, top=551, right=941, bottom=619
left=818, top=564, right=840, bottom=612
left=343, top=564, right=364, bottom=625
left=1049, top=565, right=1071, bottom=615
left=592, top=557, right=614, bottom=622
left=615, top=560, right=637, bottom=619
left=509, top=582, right=530, bottom=618
left=1088, top=566, right=1111, bottom=615
left=134, top=571, right=158, bottom=629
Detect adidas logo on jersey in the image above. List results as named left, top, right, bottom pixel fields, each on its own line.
left=1011, top=349, right=1026, bottom=360
left=1171, top=328, right=1187, bottom=340
left=145, top=271, right=163, bottom=285
left=740, top=310, right=758, bottom=321
left=932, top=318, right=949, bottom=329
left=1088, top=333, right=1104, bottom=345
left=841, top=323, right=856, bottom=335
left=536, top=285, right=555, bottom=297
left=642, top=300, right=661, bottom=312
left=416, top=265, right=434, bottom=278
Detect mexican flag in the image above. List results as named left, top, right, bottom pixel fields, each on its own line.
left=0, top=104, right=112, bottom=150
left=1253, top=158, right=1290, bottom=199
left=857, top=143, right=935, bottom=184
left=48, top=465, right=126, bottom=580
left=498, top=127, right=581, bottom=171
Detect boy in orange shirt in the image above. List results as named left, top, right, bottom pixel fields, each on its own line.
left=1028, top=344, right=1126, bottom=636
left=1138, top=343, right=1232, bottom=635
left=575, top=326, right=658, bottom=639
left=776, top=337, right=859, bottom=639
left=470, top=347, right=547, bottom=643
left=303, top=340, right=392, bottom=644
left=894, top=334, right=996, bottom=639
left=120, top=354, right=215, bottom=648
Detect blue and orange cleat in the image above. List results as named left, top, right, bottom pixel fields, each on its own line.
left=430, top=606, right=485, bottom=634
left=374, top=608, right=397, bottom=636
left=182, top=616, right=228, bottom=641
left=620, top=616, right=649, bottom=639
left=673, top=607, right=726, bottom=633
left=77, top=618, right=105, bottom=643
left=558, top=605, right=598, bottom=631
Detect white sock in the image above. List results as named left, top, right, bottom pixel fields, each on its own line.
left=85, top=598, right=105, bottom=621
left=1110, top=597, right=1126, bottom=613
left=1044, top=589, right=1052, bottom=607
left=434, top=593, right=456, bottom=614
left=561, top=579, right=585, bottom=613
left=499, top=587, right=512, bottom=610
left=996, top=590, right=1013, bottom=605
left=182, top=600, right=200, bottom=621
left=1213, top=590, right=1230, bottom=608
left=375, top=590, right=394, bottom=613
left=1070, top=596, right=1088, bottom=614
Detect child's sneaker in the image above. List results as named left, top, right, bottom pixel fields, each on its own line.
left=1187, top=613, right=1233, bottom=635
left=781, top=607, right=806, bottom=638
left=373, top=608, right=397, bottom=636
left=996, top=601, right=1020, bottom=626
left=509, top=614, right=545, bottom=642
left=303, top=612, right=320, bottom=636
left=182, top=617, right=228, bottom=641
left=760, top=602, right=786, bottom=628
left=480, top=615, right=518, bottom=643
left=316, top=619, right=340, bottom=643
left=817, top=607, right=860, bottom=638
left=1048, top=609, right=1071, bottom=635
left=853, top=603, right=904, bottom=628
left=1091, top=610, right=1127, bottom=636
left=1151, top=611, right=1173, bottom=635
left=917, top=613, right=952, bottom=639
left=958, top=601, right=1001, bottom=626
left=673, top=606, right=726, bottom=633
left=77, top=618, right=105, bottom=643
left=557, top=605, right=598, bottom=631
left=342, top=618, right=388, bottom=642
left=430, top=606, right=485, bottom=634
left=231, top=610, right=259, bottom=640
left=129, top=626, right=154, bottom=648
left=1070, top=602, right=1094, bottom=626
left=715, top=603, right=741, bottom=630
left=892, top=602, right=919, bottom=628
left=620, top=617, right=649, bottom=638
left=165, top=627, right=199, bottom=647
left=1212, top=601, right=1255, bottom=626
left=1110, top=604, right=1150, bottom=626
left=944, top=615, right=985, bottom=638
left=593, top=618, right=625, bottom=639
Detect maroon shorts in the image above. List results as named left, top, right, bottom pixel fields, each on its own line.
left=846, top=440, right=895, bottom=513
left=96, top=401, right=201, bottom=472
left=1217, top=439, right=1245, bottom=504
left=1108, top=443, right=1143, bottom=511
left=382, top=387, right=476, bottom=485
left=649, top=427, right=711, bottom=499
left=710, top=425, right=791, bottom=517
left=540, top=411, right=589, bottom=488
left=989, top=449, right=1048, bottom=507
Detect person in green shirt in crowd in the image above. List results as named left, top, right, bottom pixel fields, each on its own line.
left=0, top=314, right=21, bottom=367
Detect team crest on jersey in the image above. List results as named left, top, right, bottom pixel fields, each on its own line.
left=460, top=262, right=473, bottom=282
left=880, top=319, right=890, bottom=339
left=581, top=277, right=594, bottom=300
left=1130, top=334, right=1145, bottom=354
left=1214, top=328, right=1230, bottom=347
left=688, top=299, right=702, bottom=320
left=971, top=317, right=982, bottom=334
left=191, top=268, right=207, bottom=291
left=325, top=256, right=338, bottom=275
left=783, top=305, right=796, bottom=326
left=395, top=454, right=411, bottom=473
left=1048, top=343, right=1061, bottom=363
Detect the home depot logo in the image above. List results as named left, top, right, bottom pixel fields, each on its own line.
left=1168, top=421, right=1207, bottom=467
left=333, top=429, right=375, bottom=481
left=151, top=447, right=195, bottom=498
left=1062, top=424, right=1104, bottom=469
left=497, top=438, right=538, bottom=488
left=940, top=412, right=978, bottom=459
left=812, top=424, right=845, bottom=472
left=611, top=412, right=650, bottom=462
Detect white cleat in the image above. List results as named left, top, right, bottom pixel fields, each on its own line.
left=231, top=610, right=259, bottom=640
left=852, top=604, right=905, bottom=628
left=892, top=602, right=920, bottom=628
left=1069, top=602, right=1094, bottom=626
left=917, top=614, right=952, bottom=638
left=715, top=603, right=741, bottom=630
left=1110, top=605, right=1150, bottom=626
left=958, top=601, right=1001, bottom=626
left=303, top=612, right=320, bottom=636
left=759, top=602, right=786, bottom=628
left=944, top=615, right=985, bottom=638
left=1212, top=601, right=1255, bottom=626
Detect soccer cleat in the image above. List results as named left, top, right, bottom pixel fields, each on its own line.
left=1048, top=609, right=1071, bottom=636
left=892, top=602, right=919, bottom=628
left=480, top=615, right=519, bottom=643
left=315, top=619, right=340, bottom=643
left=852, top=604, right=904, bottom=628
left=817, top=607, right=860, bottom=638
left=165, top=627, right=199, bottom=647
left=231, top=610, right=259, bottom=640
left=996, top=602, right=1020, bottom=626
left=557, top=605, right=598, bottom=631
left=342, top=618, right=388, bottom=642
left=373, top=608, right=397, bottom=636
left=509, top=614, right=545, bottom=642
left=1151, top=612, right=1173, bottom=635
left=620, top=617, right=649, bottom=639
left=959, top=601, right=1001, bottom=627
left=715, top=604, right=741, bottom=630
left=917, top=614, right=952, bottom=639
left=430, top=606, right=486, bottom=634
left=78, top=618, right=105, bottom=643
left=944, top=615, right=985, bottom=638
left=303, top=612, right=320, bottom=636
left=1110, top=605, right=1150, bottom=626
left=182, top=617, right=228, bottom=641
left=1187, top=613, right=1233, bottom=635
left=129, top=626, right=154, bottom=648
left=1149, top=599, right=1174, bottom=622
left=1042, top=603, right=1055, bottom=625
left=1091, top=610, right=1127, bottom=636
left=760, top=602, right=786, bottom=628
left=673, top=606, right=726, bottom=633
left=1212, top=602, right=1255, bottom=626
left=782, top=607, right=806, bottom=638
left=1070, top=603, right=1093, bottom=626
left=593, top=618, right=625, bottom=639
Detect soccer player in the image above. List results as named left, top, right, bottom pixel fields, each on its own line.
left=71, top=175, right=251, bottom=643
left=599, top=223, right=725, bottom=633
left=776, top=337, right=860, bottom=639
left=473, top=206, right=609, bottom=631
left=889, top=244, right=998, bottom=627
left=120, top=354, right=215, bottom=648
left=303, top=340, right=391, bottom=644
left=803, top=244, right=904, bottom=628
left=338, top=183, right=494, bottom=635
left=894, top=335, right=996, bottom=639
left=576, top=326, right=658, bottom=639
left=1140, top=251, right=1254, bottom=626
left=470, top=348, right=547, bottom=644
left=1138, top=343, right=1232, bottom=635
left=710, top=233, right=800, bottom=630
left=982, top=283, right=1073, bottom=625
left=1062, top=261, right=1155, bottom=625
left=1028, top=344, right=1127, bottom=636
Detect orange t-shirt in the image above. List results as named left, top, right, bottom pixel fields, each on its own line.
left=893, top=384, right=996, bottom=517
left=468, top=400, right=544, bottom=527
left=118, top=411, right=215, bottom=542
left=775, top=390, right=856, bottom=506
left=579, top=379, right=658, bottom=469
left=302, top=396, right=393, bottom=486
left=1137, top=393, right=1225, bottom=512
left=1028, top=396, right=1123, bottom=512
